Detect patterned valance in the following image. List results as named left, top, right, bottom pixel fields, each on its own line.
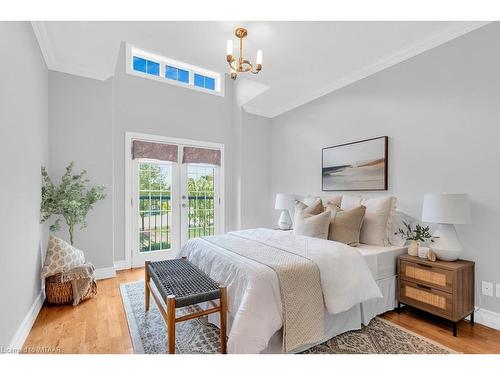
left=182, top=146, right=221, bottom=166
left=132, top=140, right=178, bottom=162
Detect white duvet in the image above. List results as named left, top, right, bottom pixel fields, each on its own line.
left=178, top=228, right=382, bottom=353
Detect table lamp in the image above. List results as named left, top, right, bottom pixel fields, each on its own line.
left=421, top=193, right=471, bottom=261
left=275, top=193, right=295, bottom=230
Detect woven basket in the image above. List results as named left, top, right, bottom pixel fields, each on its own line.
left=45, top=273, right=73, bottom=305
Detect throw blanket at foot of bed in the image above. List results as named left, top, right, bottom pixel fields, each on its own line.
left=204, top=233, right=325, bottom=353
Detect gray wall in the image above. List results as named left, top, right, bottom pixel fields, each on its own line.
left=0, top=22, right=48, bottom=347
left=270, top=22, right=500, bottom=313
left=112, top=44, right=236, bottom=262
left=240, top=111, right=272, bottom=229
left=48, top=71, right=114, bottom=269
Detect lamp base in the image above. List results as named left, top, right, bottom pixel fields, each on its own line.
left=278, top=210, right=292, bottom=230
left=431, top=224, right=463, bottom=261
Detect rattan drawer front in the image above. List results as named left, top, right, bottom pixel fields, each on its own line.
left=401, top=261, right=453, bottom=292
left=399, top=280, right=453, bottom=318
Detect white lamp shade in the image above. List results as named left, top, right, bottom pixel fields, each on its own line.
left=275, top=193, right=295, bottom=210
left=422, top=193, right=471, bottom=224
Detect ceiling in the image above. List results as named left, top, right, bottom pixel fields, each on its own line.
left=32, top=21, right=489, bottom=118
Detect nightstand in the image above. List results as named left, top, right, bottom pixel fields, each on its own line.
left=397, top=254, right=475, bottom=336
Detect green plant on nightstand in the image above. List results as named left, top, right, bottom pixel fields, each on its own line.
left=395, top=221, right=436, bottom=256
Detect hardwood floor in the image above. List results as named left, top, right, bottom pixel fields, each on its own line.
left=23, top=268, right=500, bottom=354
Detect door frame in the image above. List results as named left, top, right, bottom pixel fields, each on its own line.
left=124, top=131, right=225, bottom=269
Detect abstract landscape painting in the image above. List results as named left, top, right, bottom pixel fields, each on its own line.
left=322, top=136, right=388, bottom=191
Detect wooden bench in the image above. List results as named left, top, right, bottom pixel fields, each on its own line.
left=145, top=258, right=227, bottom=354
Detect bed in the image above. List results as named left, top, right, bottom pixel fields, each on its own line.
left=178, top=227, right=406, bottom=354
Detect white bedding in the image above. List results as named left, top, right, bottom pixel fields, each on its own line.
left=357, top=244, right=407, bottom=280
left=178, top=228, right=382, bottom=354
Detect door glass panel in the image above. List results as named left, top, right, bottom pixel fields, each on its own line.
left=138, top=162, right=172, bottom=252
left=187, top=165, right=215, bottom=239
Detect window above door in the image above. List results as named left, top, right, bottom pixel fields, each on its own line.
left=126, top=44, right=224, bottom=97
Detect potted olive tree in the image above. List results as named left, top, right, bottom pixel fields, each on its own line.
left=40, top=162, right=106, bottom=245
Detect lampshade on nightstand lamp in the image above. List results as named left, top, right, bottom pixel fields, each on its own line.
left=275, top=193, right=295, bottom=230
left=422, top=193, right=471, bottom=261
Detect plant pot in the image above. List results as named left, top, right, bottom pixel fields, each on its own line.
left=408, top=240, right=419, bottom=256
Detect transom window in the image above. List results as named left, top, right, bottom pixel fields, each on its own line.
left=194, top=74, right=215, bottom=90
left=166, top=66, right=189, bottom=83
left=127, top=44, right=223, bottom=97
left=133, top=57, right=160, bottom=76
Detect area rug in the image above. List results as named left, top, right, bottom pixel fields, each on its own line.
left=120, top=280, right=454, bottom=354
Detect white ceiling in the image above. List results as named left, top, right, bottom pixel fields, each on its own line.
left=32, top=21, right=489, bottom=118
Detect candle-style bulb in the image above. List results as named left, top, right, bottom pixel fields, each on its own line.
left=256, top=50, right=263, bottom=65
left=226, top=40, right=233, bottom=56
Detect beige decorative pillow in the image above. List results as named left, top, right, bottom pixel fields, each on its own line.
left=293, top=198, right=324, bottom=226
left=41, top=236, right=85, bottom=279
left=324, top=195, right=342, bottom=207
left=340, top=195, right=362, bottom=210
left=326, top=204, right=366, bottom=246
left=294, top=209, right=331, bottom=239
left=359, top=196, right=397, bottom=246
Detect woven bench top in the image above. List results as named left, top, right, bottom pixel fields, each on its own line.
left=147, top=259, right=221, bottom=308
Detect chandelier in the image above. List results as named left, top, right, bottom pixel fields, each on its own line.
left=226, top=27, right=263, bottom=80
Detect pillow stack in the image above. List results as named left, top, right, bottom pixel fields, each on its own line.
left=292, top=195, right=397, bottom=247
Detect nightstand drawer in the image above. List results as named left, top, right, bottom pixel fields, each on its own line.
left=400, top=260, right=453, bottom=292
left=399, top=280, right=453, bottom=318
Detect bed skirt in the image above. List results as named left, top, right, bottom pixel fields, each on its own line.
left=205, top=275, right=398, bottom=354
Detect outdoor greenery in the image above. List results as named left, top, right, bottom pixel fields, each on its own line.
left=40, top=162, right=106, bottom=245
left=395, top=221, right=436, bottom=243
left=138, top=163, right=215, bottom=252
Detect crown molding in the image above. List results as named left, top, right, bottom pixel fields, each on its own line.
left=31, top=21, right=55, bottom=69
left=266, top=21, right=491, bottom=118
left=31, top=21, right=111, bottom=81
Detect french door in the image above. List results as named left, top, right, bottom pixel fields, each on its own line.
left=130, top=140, right=223, bottom=268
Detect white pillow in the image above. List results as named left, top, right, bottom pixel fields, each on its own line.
left=340, top=195, right=362, bottom=210
left=303, top=196, right=320, bottom=206
left=390, top=209, right=415, bottom=247
left=359, top=196, right=397, bottom=246
left=41, top=236, right=85, bottom=279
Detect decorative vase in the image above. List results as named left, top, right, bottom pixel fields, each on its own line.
left=408, top=240, right=419, bottom=256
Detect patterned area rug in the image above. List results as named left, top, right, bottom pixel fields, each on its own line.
left=120, top=281, right=454, bottom=354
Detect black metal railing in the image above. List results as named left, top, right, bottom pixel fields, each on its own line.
left=139, top=195, right=215, bottom=252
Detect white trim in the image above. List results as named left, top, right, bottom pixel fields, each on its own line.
left=465, top=307, right=500, bottom=331
left=250, top=21, right=491, bottom=118
left=124, top=132, right=225, bottom=270
left=94, top=266, right=117, bottom=280
left=8, top=290, right=45, bottom=352
left=114, top=260, right=131, bottom=271
left=31, top=22, right=112, bottom=81
left=126, top=44, right=224, bottom=97
left=31, top=22, right=55, bottom=69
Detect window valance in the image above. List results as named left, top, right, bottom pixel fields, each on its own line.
left=132, top=140, right=178, bottom=162
left=182, top=146, right=221, bottom=166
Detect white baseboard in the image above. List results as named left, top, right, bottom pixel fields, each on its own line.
left=8, top=289, right=45, bottom=352
left=466, top=307, right=500, bottom=330
left=114, top=260, right=131, bottom=271
left=94, top=266, right=116, bottom=280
